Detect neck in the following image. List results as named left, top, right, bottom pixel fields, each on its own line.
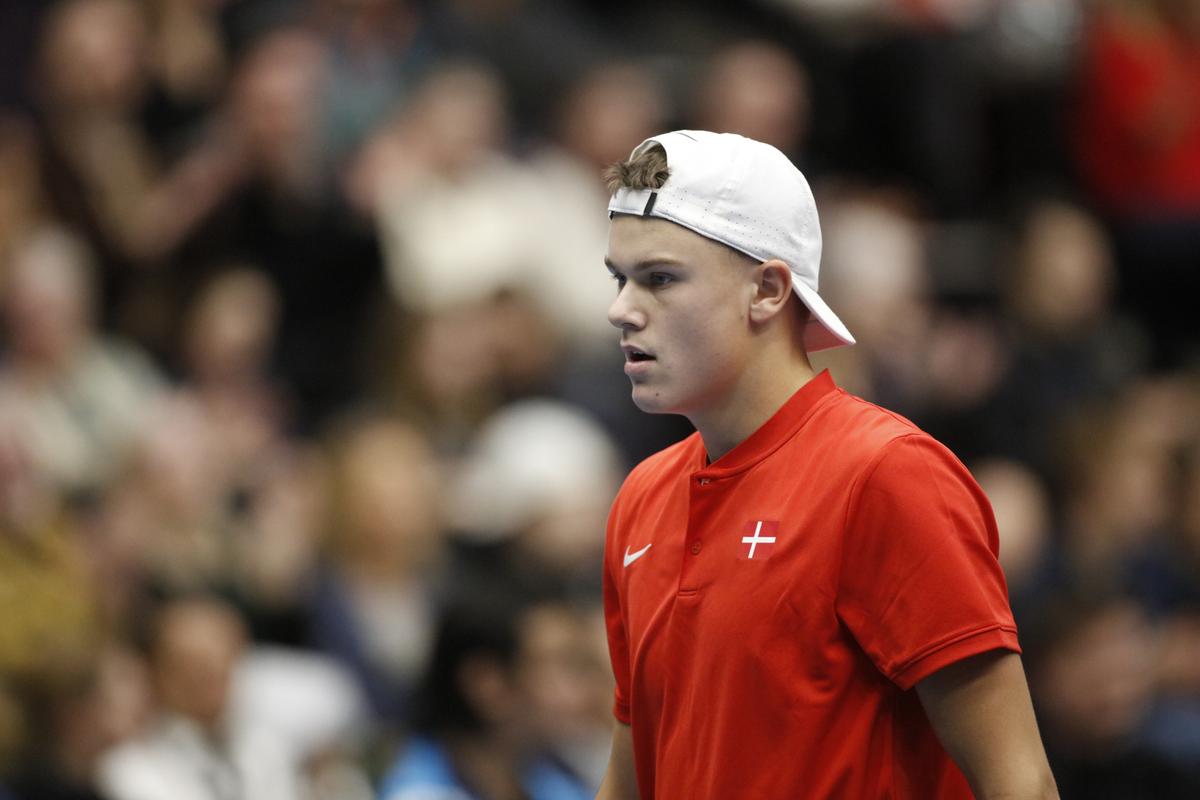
left=691, top=348, right=815, bottom=463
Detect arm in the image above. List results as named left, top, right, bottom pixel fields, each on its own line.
left=916, top=650, right=1058, bottom=800
left=595, top=722, right=638, bottom=800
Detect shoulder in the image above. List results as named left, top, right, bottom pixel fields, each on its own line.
left=803, top=389, right=979, bottom=501
left=808, top=389, right=937, bottom=464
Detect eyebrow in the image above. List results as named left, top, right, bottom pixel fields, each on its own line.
left=604, top=256, right=684, bottom=273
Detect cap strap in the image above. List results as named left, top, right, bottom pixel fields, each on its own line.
left=642, top=192, right=658, bottom=216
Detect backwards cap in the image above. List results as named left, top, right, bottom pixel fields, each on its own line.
left=607, top=130, right=854, bottom=352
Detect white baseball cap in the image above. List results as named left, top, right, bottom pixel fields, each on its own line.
left=607, top=130, right=855, bottom=352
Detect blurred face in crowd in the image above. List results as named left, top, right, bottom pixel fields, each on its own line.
left=517, top=605, right=612, bottom=746
left=2, top=231, right=93, bottom=368
left=559, top=64, right=665, bottom=171
left=697, top=41, right=811, bottom=155
left=974, top=459, right=1051, bottom=586
left=409, top=65, right=508, bottom=176
left=819, top=196, right=928, bottom=350
left=231, top=31, right=327, bottom=168
left=337, top=420, right=441, bottom=569
left=183, top=269, right=279, bottom=384
left=40, top=0, right=148, bottom=111
left=1011, top=201, right=1113, bottom=338
left=606, top=216, right=759, bottom=419
left=152, top=600, right=246, bottom=731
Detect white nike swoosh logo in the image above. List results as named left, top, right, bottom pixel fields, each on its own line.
left=623, top=543, right=652, bottom=567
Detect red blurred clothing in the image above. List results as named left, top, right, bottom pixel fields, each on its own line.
left=1074, top=7, right=1200, bottom=216
left=603, top=371, right=1019, bottom=799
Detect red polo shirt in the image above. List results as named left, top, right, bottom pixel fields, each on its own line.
left=603, top=371, right=1019, bottom=799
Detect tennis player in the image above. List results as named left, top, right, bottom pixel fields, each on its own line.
left=596, top=131, right=1058, bottom=799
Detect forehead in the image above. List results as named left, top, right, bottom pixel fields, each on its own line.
left=606, top=215, right=735, bottom=269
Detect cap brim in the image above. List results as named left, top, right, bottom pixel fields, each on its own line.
left=792, top=276, right=855, bottom=353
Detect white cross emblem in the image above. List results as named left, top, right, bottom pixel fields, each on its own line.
left=741, top=520, right=777, bottom=559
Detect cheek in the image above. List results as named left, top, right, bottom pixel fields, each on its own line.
left=668, top=315, right=746, bottom=390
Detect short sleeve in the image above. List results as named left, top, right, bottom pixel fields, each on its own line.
left=835, top=434, right=1020, bottom=690
left=603, top=501, right=633, bottom=724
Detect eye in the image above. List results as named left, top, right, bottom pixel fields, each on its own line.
left=649, top=272, right=674, bottom=287
left=609, top=272, right=627, bottom=289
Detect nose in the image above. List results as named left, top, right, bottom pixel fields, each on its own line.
left=607, top=283, right=646, bottom=331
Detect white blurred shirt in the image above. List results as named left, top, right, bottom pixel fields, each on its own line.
left=96, top=713, right=300, bottom=800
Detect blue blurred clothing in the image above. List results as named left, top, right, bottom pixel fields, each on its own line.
left=378, top=736, right=591, bottom=800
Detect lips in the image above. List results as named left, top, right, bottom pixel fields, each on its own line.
left=622, top=344, right=655, bottom=363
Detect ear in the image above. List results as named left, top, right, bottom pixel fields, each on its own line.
left=748, top=259, right=794, bottom=325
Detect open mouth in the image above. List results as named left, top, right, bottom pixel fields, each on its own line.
left=624, top=346, right=655, bottom=363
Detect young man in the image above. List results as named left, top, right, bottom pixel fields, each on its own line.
left=596, top=131, right=1058, bottom=799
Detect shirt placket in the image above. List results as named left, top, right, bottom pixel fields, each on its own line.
left=679, top=472, right=721, bottom=595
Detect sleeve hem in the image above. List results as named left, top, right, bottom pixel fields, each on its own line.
left=891, top=625, right=1021, bottom=691
left=613, top=696, right=631, bottom=725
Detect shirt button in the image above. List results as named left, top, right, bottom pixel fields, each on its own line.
left=690, top=541, right=702, bottom=555
left=697, top=477, right=710, bottom=485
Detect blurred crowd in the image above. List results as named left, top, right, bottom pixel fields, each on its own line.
left=0, top=0, right=1198, bottom=798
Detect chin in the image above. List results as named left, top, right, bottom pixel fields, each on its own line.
left=630, top=385, right=680, bottom=415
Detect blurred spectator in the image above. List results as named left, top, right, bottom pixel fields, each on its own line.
left=0, top=115, right=48, bottom=266
left=0, top=419, right=99, bottom=710
left=973, top=457, right=1056, bottom=623
left=449, top=400, right=623, bottom=599
left=0, top=227, right=164, bottom=497
left=448, top=402, right=619, bottom=604
left=517, top=600, right=613, bottom=790
left=1058, top=378, right=1192, bottom=592
left=176, top=268, right=287, bottom=469
left=812, top=190, right=933, bottom=409
left=101, top=395, right=233, bottom=596
left=378, top=590, right=594, bottom=800
left=371, top=63, right=538, bottom=313
left=917, top=198, right=1145, bottom=470
left=7, top=642, right=151, bottom=800
left=424, top=0, right=606, bottom=134
left=227, top=444, right=328, bottom=647
left=311, top=0, right=433, bottom=162
left=986, top=199, right=1144, bottom=467
left=311, top=415, right=444, bottom=723
left=179, top=27, right=386, bottom=430
left=140, top=0, right=232, bottom=155
left=692, top=40, right=812, bottom=163
left=1073, top=0, right=1200, bottom=366
left=96, top=597, right=302, bottom=800
left=232, top=644, right=374, bottom=800
left=1073, top=0, right=1200, bottom=218
left=33, top=0, right=246, bottom=348
left=380, top=302, right=514, bottom=452
left=1024, top=593, right=1196, bottom=798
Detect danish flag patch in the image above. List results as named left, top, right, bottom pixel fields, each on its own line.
left=740, top=520, right=779, bottom=560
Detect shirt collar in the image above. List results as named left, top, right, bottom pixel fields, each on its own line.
left=694, top=369, right=838, bottom=478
